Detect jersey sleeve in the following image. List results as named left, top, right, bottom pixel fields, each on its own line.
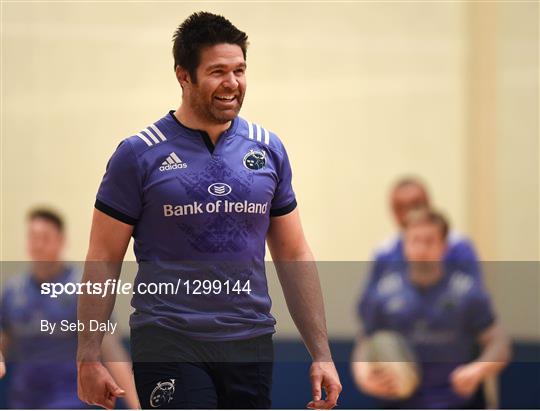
left=465, top=288, right=496, bottom=335
left=95, top=140, right=143, bottom=225
left=270, top=143, right=297, bottom=217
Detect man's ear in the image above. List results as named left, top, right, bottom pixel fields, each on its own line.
left=175, top=66, right=191, bottom=87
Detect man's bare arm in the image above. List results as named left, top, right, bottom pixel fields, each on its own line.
left=77, top=208, right=133, bottom=409
left=450, top=323, right=511, bottom=398
left=0, top=332, right=9, bottom=378
left=78, top=209, right=133, bottom=361
left=267, top=209, right=329, bottom=360
left=476, top=322, right=512, bottom=367
left=267, top=209, right=341, bottom=409
left=0, top=331, right=9, bottom=356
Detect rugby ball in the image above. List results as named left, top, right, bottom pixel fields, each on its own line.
left=361, top=330, right=421, bottom=399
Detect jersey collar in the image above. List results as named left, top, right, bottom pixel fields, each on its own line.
left=167, top=110, right=238, bottom=154
left=167, top=110, right=238, bottom=138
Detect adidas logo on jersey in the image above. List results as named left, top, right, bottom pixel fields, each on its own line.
left=160, top=152, right=187, bottom=171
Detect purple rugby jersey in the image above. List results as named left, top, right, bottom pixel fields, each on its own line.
left=359, top=268, right=496, bottom=409
left=95, top=111, right=297, bottom=341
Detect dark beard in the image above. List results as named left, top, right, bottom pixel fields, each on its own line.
left=190, top=92, right=243, bottom=125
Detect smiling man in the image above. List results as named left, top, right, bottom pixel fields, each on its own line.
left=77, top=12, right=341, bottom=409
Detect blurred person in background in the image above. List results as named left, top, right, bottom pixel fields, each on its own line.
left=0, top=208, right=139, bottom=409
left=369, top=177, right=481, bottom=285
left=352, top=209, right=511, bottom=408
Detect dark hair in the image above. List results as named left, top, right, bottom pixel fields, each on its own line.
left=172, top=12, right=248, bottom=82
left=27, top=207, right=64, bottom=232
left=404, top=208, right=449, bottom=240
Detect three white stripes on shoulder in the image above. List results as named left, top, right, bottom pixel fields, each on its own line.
left=246, top=121, right=270, bottom=144
left=137, top=124, right=167, bottom=147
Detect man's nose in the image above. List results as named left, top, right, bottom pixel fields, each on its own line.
left=222, top=72, right=239, bottom=90
left=418, top=244, right=430, bottom=258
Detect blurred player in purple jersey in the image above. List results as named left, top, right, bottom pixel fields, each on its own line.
left=0, top=208, right=139, bottom=409
left=353, top=209, right=510, bottom=408
left=77, top=12, right=341, bottom=410
left=368, top=177, right=481, bottom=286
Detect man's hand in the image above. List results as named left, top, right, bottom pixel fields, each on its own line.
left=78, top=362, right=126, bottom=409
left=307, top=361, right=342, bottom=409
left=353, top=362, right=400, bottom=400
left=450, top=362, right=485, bottom=398
left=0, top=359, right=5, bottom=379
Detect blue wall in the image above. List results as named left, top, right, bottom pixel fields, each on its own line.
left=1, top=340, right=539, bottom=409
left=272, top=340, right=540, bottom=409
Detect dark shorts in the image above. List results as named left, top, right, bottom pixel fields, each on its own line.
left=131, top=326, right=274, bottom=409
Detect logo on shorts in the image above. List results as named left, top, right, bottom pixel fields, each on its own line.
left=208, top=183, right=232, bottom=196
left=243, top=149, right=266, bottom=170
left=150, top=379, right=176, bottom=408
